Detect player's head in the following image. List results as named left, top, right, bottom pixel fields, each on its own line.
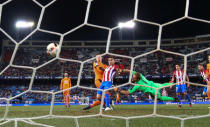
left=108, top=57, right=115, bottom=65
left=132, top=72, right=140, bottom=82
left=198, top=63, right=204, bottom=71
left=64, top=72, right=68, bottom=77
left=175, top=64, right=181, bottom=70
left=96, top=54, right=102, bottom=63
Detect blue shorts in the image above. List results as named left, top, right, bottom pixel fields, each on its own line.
left=97, top=81, right=112, bottom=95
left=203, top=87, right=207, bottom=94
left=176, top=84, right=187, bottom=93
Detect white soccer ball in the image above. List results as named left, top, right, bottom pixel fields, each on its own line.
left=46, top=43, right=59, bottom=57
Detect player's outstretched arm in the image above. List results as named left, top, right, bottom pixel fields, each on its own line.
left=170, top=74, right=175, bottom=89
left=114, top=87, right=130, bottom=95
left=170, top=74, right=175, bottom=83
left=186, top=74, right=190, bottom=87
left=120, top=69, right=130, bottom=73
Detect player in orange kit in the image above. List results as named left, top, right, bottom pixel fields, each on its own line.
left=93, top=55, right=107, bottom=88
left=206, top=55, right=210, bottom=100
left=60, top=72, right=71, bottom=108
left=83, top=54, right=107, bottom=110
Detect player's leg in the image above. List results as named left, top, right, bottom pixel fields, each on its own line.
left=203, top=86, right=207, bottom=101
left=116, top=93, right=121, bottom=104
left=66, top=91, right=70, bottom=107
left=95, top=79, right=101, bottom=88
left=83, top=83, right=104, bottom=110
left=182, top=84, right=192, bottom=107
left=148, top=89, right=174, bottom=101
left=158, top=93, right=175, bottom=101
left=83, top=94, right=102, bottom=110
left=155, top=82, right=173, bottom=88
left=91, top=82, right=105, bottom=108
left=64, top=91, right=69, bottom=107
left=150, top=82, right=174, bottom=101
left=104, top=82, right=112, bottom=111
left=92, top=80, right=103, bottom=107
left=176, top=85, right=182, bottom=107
left=91, top=94, right=102, bottom=107
left=63, top=92, right=67, bottom=107
left=109, top=93, right=114, bottom=110
left=109, top=85, right=116, bottom=110
left=104, top=91, right=111, bottom=110
left=95, top=79, right=106, bottom=108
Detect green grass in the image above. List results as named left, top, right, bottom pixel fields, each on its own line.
left=0, top=104, right=210, bottom=127
left=157, top=104, right=210, bottom=117
left=130, top=117, right=181, bottom=127
left=7, top=106, right=50, bottom=118
left=78, top=117, right=126, bottom=127
left=0, top=106, right=5, bottom=119
left=185, top=117, right=210, bottom=127
left=0, top=121, right=14, bottom=127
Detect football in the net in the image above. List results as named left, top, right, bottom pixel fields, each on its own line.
left=46, top=43, right=59, bottom=57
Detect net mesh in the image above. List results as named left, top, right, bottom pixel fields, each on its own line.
left=0, top=0, right=209, bottom=126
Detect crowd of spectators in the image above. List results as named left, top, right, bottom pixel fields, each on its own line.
left=1, top=44, right=209, bottom=78
left=0, top=40, right=209, bottom=104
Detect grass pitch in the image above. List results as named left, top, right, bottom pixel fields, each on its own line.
left=0, top=104, right=210, bottom=127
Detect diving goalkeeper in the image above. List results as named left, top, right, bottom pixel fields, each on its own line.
left=115, top=70, right=175, bottom=101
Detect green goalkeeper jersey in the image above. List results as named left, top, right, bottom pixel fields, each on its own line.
left=128, top=71, right=174, bottom=101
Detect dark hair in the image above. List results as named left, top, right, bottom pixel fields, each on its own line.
left=108, top=56, right=115, bottom=60
left=198, top=63, right=204, bottom=67
left=134, top=72, right=141, bottom=81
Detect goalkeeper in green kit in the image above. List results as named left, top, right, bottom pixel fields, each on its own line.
left=114, top=69, right=175, bottom=101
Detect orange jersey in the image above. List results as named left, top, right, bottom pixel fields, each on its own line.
left=93, top=61, right=107, bottom=81
left=60, top=77, right=71, bottom=90
left=207, top=63, right=210, bottom=79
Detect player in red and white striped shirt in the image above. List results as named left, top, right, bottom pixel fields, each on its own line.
left=198, top=64, right=208, bottom=97
left=83, top=57, right=119, bottom=111
left=97, top=57, right=119, bottom=111
left=103, top=62, right=118, bottom=82
left=171, top=64, right=191, bottom=107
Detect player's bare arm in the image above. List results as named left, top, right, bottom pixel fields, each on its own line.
left=186, top=75, right=190, bottom=87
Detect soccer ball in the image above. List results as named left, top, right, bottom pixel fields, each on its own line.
left=46, top=43, right=59, bottom=57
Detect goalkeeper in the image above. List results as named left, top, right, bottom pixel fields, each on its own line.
left=115, top=70, right=175, bottom=101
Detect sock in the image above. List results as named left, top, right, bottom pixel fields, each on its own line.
left=105, top=94, right=110, bottom=107
left=90, top=100, right=101, bottom=108
left=103, top=98, right=106, bottom=106
left=185, top=94, right=191, bottom=103
left=64, top=96, right=67, bottom=105
left=67, top=96, right=70, bottom=106
left=177, top=95, right=181, bottom=105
